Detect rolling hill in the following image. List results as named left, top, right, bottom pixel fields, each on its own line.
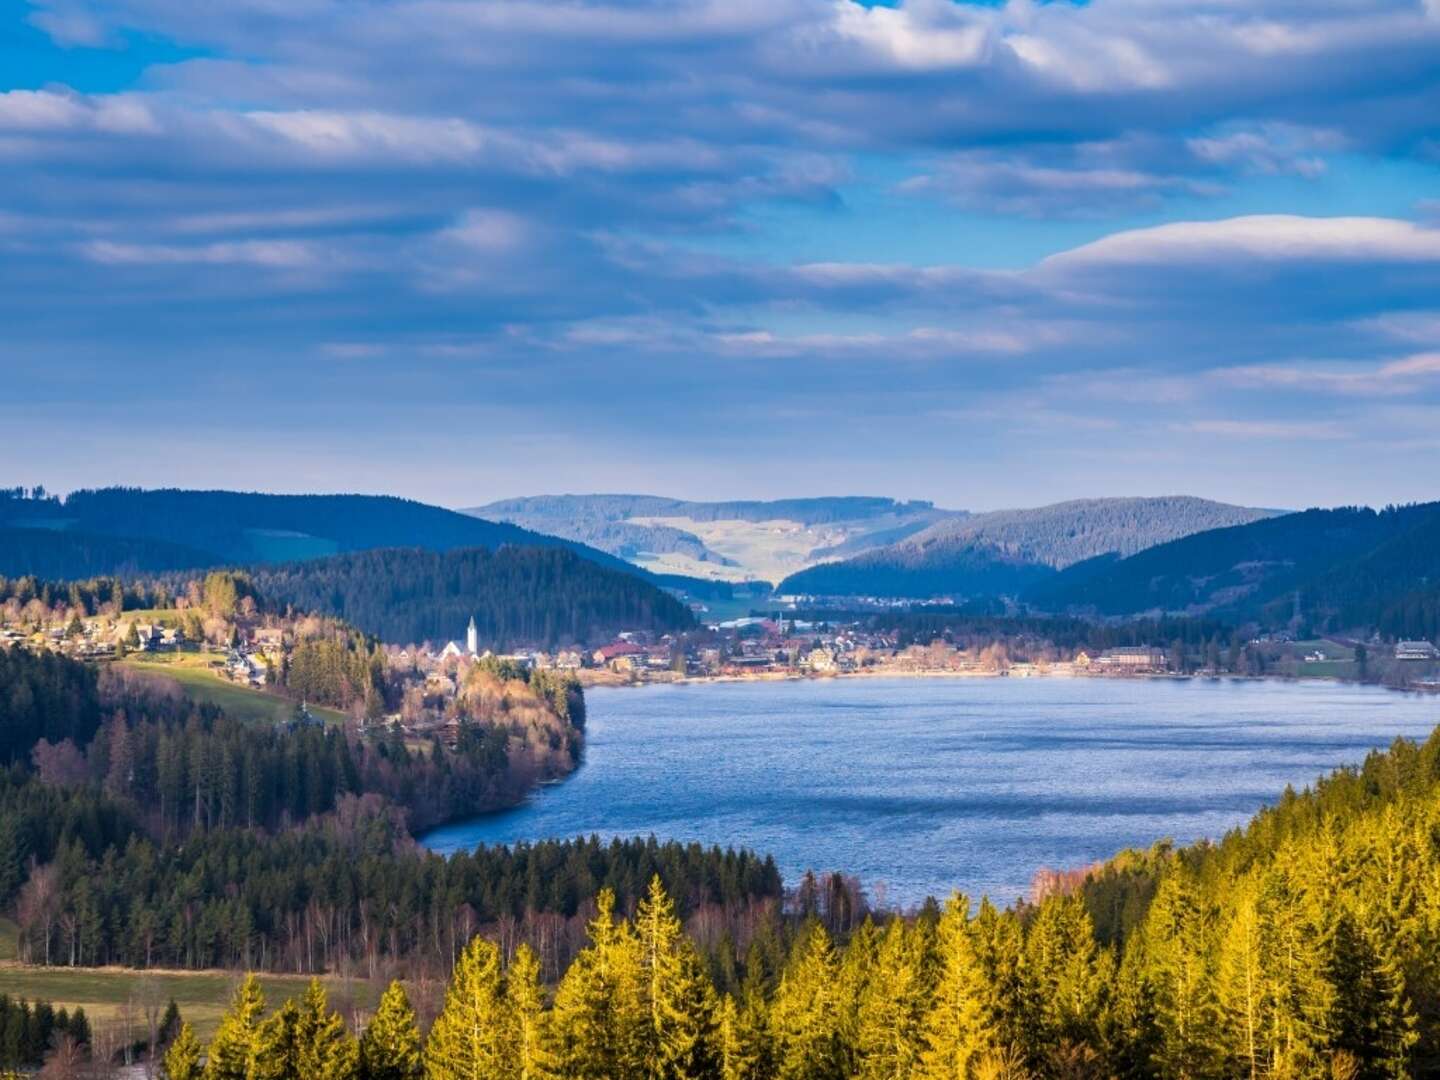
left=0, top=487, right=658, bottom=583
left=468, top=494, right=962, bottom=584
left=247, top=545, right=696, bottom=648
left=778, top=496, right=1277, bottom=599
left=1025, top=501, right=1440, bottom=632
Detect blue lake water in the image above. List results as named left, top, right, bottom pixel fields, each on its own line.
left=420, top=677, right=1440, bottom=907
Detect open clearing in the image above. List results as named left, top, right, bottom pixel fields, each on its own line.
left=119, top=653, right=347, bottom=726
left=0, top=964, right=383, bottom=1041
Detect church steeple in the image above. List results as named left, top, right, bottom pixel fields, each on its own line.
left=466, top=615, right=478, bottom=656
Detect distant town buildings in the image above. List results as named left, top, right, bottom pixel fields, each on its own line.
left=1396, top=640, right=1440, bottom=661
left=1091, top=647, right=1168, bottom=673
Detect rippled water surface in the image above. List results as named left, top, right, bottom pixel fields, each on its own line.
left=421, top=677, right=1439, bottom=906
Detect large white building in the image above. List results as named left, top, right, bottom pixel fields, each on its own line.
left=1396, top=640, right=1440, bottom=661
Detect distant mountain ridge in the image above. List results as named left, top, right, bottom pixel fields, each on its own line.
left=778, top=496, right=1279, bottom=599
left=0, top=487, right=668, bottom=586
left=1026, top=501, right=1440, bottom=636
left=468, top=494, right=962, bottom=584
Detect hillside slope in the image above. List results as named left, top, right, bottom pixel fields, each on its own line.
left=0, top=526, right=217, bottom=579
left=1026, top=502, right=1440, bottom=626
left=779, top=496, right=1275, bottom=599
left=1, top=488, right=646, bottom=582
left=248, top=546, right=696, bottom=648
left=470, top=494, right=960, bottom=584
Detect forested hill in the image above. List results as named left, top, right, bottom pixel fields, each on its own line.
left=0, top=486, right=673, bottom=584
left=474, top=493, right=945, bottom=527
left=247, top=545, right=696, bottom=648
left=1027, top=501, right=1440, bottom=632
left=779, top=495, right=1273, bottom=599
left=0, top=526, right=217, bottom=579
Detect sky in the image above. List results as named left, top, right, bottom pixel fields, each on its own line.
left=3, top=0, right=1440, bottom=513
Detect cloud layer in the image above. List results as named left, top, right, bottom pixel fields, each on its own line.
left=3, top=0, right=1440, bottom=507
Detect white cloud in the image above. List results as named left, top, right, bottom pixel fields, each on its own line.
left=1043, top=215, right=1440, bottom=268
left=83, top=238, right=325, bottom=268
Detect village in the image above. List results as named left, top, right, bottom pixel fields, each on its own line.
left=6, top=601, right=1440, bottom=735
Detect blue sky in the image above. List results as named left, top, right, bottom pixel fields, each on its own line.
left=3, top=0, right=1440, bottom=512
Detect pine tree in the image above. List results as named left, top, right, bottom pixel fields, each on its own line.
left=1320, top=908, right=1417, bottom=1078
left=359, top=982, right=423, bottom=1080
left=1216, top=888, right=1266, bottom=1080
left=770, top=921, right=844, bottom=1080
left=655, top=942, right=721, bottom=1080
left=856, top=919, right=930, bottom=1080
left=550, top=889, right=647, bottom=1080
left=719, top=991, right=772, bottom=1080
left=506, top=945, right=555, bottom=1080
left=204, top=975, right=266, bottom=1080
left=253, top=999, right=302, bottom=1080
left=920, top=895, right=990, bottom=1080
left=424, top=935, right=514, bottom=1080
left=636, top=875, right=720, bottom=1080
left=296, top=979, right=358, bottom=1080
left=1142, top=873, right=1219, bottom=1079
left=162, top=1022, right=203, bottom=1080
left=1024, top=894, right=1108, bottom=1071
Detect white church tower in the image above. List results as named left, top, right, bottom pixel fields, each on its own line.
left=466, top=615, right=478, bottom=656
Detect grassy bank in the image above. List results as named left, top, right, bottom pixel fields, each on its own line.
left=119, top=652, right=347, bottom=726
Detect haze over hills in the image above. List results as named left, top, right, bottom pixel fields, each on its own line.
left=467, top=495, right=961, bottom=585
left=777, top=496, right=1279, bottom=599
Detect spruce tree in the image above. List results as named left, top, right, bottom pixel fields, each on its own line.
left=636, top=876, right=720, bottom=1080
left=769, top=920, right=844, bottom=1080
left=857, top=919, right=930, bottom=1080
left=655, top=942, right=721, bottom=1080
left=425, top=935, right=514, bottom=1080
left=359, top=982, right=423, bottom=1080
left=1142, top=873, right=1220, bottom=1078
left=296, top=979, right=359, bottom=1080
left=719, top=991, right=772, bottom=1080
left=162, top=1022, right=203, bottom=1080
left=253, top=999, right=302, bottom=1080
left=920, top=895, right=989, bottom=1080
left=550, top=889, right=648, bottom=1080
left=506, top=945, right=555, bottom=1080
left=1320, top=909, right=1417, bottom=1078
left=204, top=975, right=266, bottom=1080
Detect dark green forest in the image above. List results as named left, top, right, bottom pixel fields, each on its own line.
left=245, top=546, right=696, bottom=648
left=1027, top=503, right=1440, bottom=633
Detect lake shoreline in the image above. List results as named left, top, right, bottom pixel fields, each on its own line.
left=421, top=676, right=1440, bottom=906
left=578, top=665, right=1434, bottom=693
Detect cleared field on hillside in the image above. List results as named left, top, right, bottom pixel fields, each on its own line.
left=120, top=652, right=347, bottom=726
left=0, top=964, right=384, bottom=1041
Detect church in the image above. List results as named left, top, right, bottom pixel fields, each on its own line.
left=438, top=616, right=479, bottom=660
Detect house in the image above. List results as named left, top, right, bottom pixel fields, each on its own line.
left=439, top=640, right=467, bottom=660
left=1092, top=647, right=1167, bottom=672
left=804, top=648, right=838, bottom=673
left=593, top=642, right=643, bottom=666
left=254, top=627, right=284, bottom=657
left=554, top=649, right=585, bottom=670
left=1396, top=640, right=1440, bottom=661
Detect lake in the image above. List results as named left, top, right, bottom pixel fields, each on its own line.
left=420, top=676, right=1440, bottom=907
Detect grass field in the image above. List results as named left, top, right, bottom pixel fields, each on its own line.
left=0, top=917, right=19, bottom=961
left=0, top=964, right=383, bottom=1041
left=120, top=653, right=347, bottom=726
